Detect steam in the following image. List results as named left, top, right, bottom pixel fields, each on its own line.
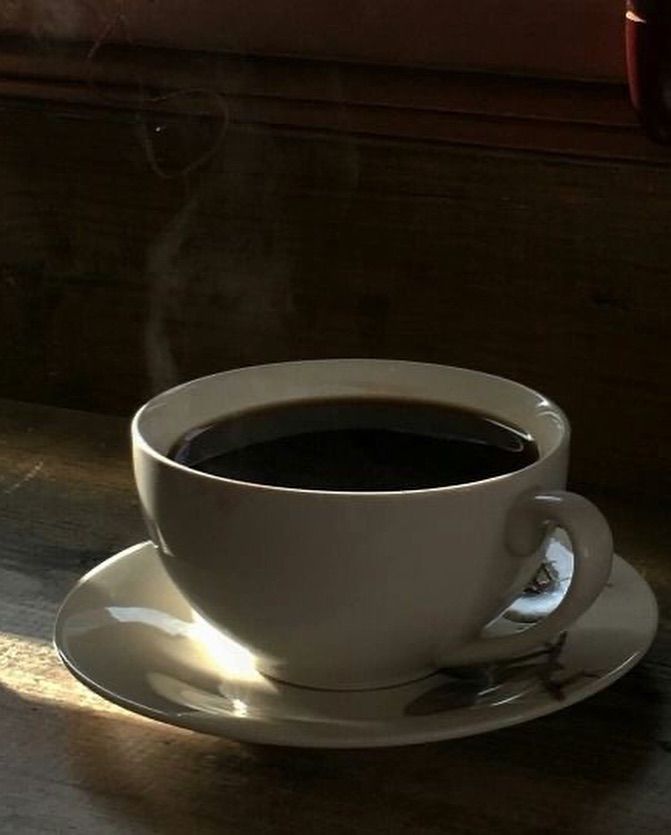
left=144, top=185, right=202, bottom=394
left=3, top=5, right=363, bottom=393
left=139, top=66, right=361, bottom=396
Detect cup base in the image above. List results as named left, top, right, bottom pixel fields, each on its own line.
left=259, top=665, right=440, bottom=693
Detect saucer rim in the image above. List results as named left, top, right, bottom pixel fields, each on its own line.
left=54, top=542, right=659, bottom=748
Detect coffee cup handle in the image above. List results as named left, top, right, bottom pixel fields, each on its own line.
left=438, top=491, right=613, bottom=667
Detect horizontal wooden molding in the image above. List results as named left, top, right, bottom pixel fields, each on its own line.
left=0, top=1, right=625, bottom=80
left=0, top=35, right=668, bottom=162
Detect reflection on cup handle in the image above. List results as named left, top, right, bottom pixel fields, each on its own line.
left=437, top=491, right=614, bottom=668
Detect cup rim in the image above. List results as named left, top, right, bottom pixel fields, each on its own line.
left=132, top=359, right=570, bottom=497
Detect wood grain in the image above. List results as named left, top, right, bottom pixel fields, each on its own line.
left=0, top=399, right=670, bottom=834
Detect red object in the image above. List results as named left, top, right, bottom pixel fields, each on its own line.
left=626, top=0, right=671, bottom=142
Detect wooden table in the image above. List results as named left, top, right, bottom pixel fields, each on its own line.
left=1, top=397, right=670, bottom=834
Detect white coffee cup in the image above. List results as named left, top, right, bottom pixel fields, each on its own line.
left=132, top=359, right=613, bottom=690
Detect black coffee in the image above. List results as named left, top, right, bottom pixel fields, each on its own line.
left=169, top=398, right=538, bottom=491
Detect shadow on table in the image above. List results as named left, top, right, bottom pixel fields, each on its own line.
left=2, top=656, right=668, bottom=834
left=53, top=663, right=671, bottom=834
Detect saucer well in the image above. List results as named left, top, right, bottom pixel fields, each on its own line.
left=54, top=535, right=657, bottom=748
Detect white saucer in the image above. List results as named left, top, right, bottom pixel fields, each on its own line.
left=55, top=536, right=658, bottom=748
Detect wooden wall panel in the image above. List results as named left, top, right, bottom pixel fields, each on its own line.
left=0, top=1, right=624, bottom=80
left=0, top=102, right=669, bottom=493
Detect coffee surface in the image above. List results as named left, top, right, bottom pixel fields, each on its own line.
left=169, top=398, right=538, bottom=491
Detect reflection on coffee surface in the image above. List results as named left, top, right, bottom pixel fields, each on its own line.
left=169, top=398, right=538, bottom=491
